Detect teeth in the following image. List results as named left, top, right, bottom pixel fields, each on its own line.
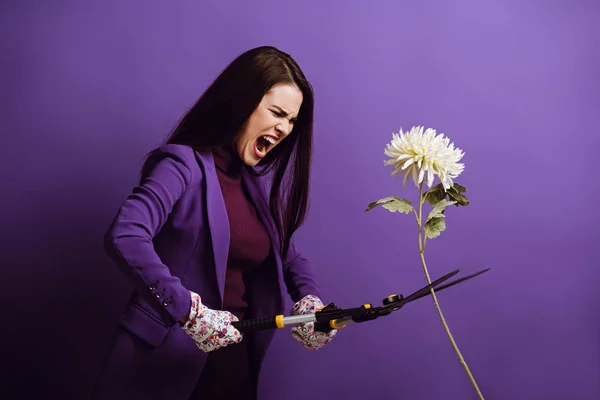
left=262, top=136, right=276, bottom=145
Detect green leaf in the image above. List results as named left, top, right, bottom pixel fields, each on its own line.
left=425, top=182, right=469, bottom=207
left=425, top=216, right=446, bottom=239
left=424, top=199, right=455, bottom=239
left=424, top=184, right=445, bottom=206
left=366, top=196, right=414, bottom=214
left=447, top=190, right=470, bottom=206
left=447, top=182, right=469, bottom=206
left=452, top=182, right=467, bottom=193
left=426, top=199, right=457, bottom=223
left=432, top=182, right=469, bottom=207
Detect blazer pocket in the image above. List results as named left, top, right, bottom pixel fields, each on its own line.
left=118, top=301, right=172, bottom=347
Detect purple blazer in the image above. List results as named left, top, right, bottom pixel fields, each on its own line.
left=91, top=144, right=321, bottom=399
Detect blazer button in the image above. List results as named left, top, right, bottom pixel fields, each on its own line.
left=162, top=297, right=172, bottom=307
left=149, top=280, right=158, bottom=291
left=155, top=289, right=165, bottom=299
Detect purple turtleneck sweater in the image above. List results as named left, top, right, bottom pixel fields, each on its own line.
left=212, top=144, right=271, bottom=320
left=191, top=145, right=272, bottom=399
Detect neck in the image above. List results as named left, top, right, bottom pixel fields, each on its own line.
left=213, top=142, right=243, bottom=177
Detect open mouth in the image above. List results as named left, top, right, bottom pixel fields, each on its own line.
left=254, top=135, right=277, bottom=158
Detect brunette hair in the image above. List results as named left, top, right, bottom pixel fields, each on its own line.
left=165, top=46, right=314, bottom=260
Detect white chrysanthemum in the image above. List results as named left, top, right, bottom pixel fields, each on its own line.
left=384, top=126, right=465, bottom=190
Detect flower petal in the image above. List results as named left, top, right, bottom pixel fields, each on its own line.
left=427, top=167, right=435, bottom=188
left=411, top=165, right=419, bottom=187
left=383, top=126, right=465, bottom=186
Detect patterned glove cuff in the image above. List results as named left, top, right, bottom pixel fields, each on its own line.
left=181, top=291, right=203, bottom=330
left=291, top=294, right=325, bottom=315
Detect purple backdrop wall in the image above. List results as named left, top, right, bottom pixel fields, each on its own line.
left=2, top=1, right=598, bottom=399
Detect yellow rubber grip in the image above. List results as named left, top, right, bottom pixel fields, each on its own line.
left=275, top=315, right=284, bottom=328
left=329, top=320, right=346, bottom=329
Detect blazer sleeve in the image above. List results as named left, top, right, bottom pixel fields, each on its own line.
left=282, top=239, right=322, bottom=303
left=103, top=144, right=194, bottom=327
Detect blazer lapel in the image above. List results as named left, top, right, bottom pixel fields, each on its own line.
left=194, top=151, right=229, bottom=306
left=193, top=152, right=285, bottom=311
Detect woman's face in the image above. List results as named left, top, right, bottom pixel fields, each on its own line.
left=234, top=83, right=303, bottom=166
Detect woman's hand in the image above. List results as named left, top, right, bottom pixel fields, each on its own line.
left=181, top=291, right=242, bottom=352
left=290, top=294, right=337, bottom=350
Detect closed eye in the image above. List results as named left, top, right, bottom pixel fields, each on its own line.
left=270, top=106, right=298, bottom=124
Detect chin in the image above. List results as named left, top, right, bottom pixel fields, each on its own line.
left=236, top=138, right=275, bottom=167
left=244, top=141, right=270, bottom=167
left=240, top=149, right=260, bottom=167
left=242, top=158, right=260, bottom=167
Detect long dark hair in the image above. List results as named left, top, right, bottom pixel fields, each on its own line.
left=165, top=46, right=314, bottom=260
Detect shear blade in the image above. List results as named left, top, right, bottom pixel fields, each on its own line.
left=382, top=267, right=491, bottom=312
left=401, top=269, right=461, bottom=304
left=409, top=268, right=491, bottom=302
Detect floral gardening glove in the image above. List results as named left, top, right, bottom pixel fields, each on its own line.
left=181, top=291, right=242, bottom=352
left=290, top=294, right=337, bottom=350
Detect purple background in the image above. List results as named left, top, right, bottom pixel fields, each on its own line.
left=2, top=1, right=598, bottom=399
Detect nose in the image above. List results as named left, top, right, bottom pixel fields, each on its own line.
left=275, top=120, right=291, bottom=136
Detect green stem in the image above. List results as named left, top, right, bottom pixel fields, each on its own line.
left=417, top=182, right=484, bottom=400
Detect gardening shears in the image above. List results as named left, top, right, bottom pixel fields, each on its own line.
left=232, top=267, right=491, bottom=333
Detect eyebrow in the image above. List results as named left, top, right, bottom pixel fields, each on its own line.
left=271, top=105, right=298, bottom=120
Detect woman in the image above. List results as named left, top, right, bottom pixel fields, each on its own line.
left=91, top=46, right=337, bottom=400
